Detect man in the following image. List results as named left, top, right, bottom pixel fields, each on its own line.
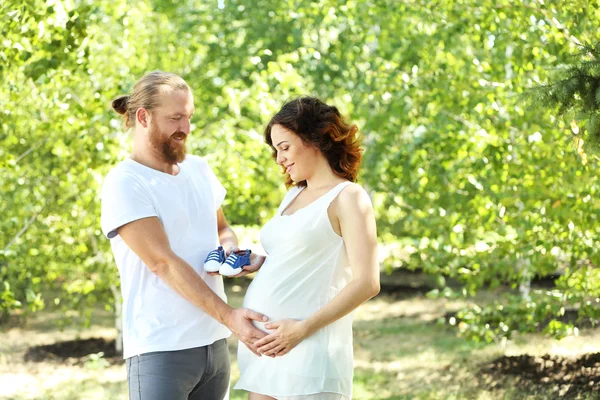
left=101, top=71, right=267, bottom=400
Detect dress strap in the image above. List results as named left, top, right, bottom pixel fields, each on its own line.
left=320, top=181, right=354, bottom=209
left=277, top=185, right=304, bottom=215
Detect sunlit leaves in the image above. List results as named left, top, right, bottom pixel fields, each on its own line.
left=2, top=0, right=600, bottom=340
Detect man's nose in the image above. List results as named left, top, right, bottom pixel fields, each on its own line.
left=180, top=119, right=191, bottom=135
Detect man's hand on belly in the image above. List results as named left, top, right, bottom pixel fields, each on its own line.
left=224, top=307, right=272, bottom=357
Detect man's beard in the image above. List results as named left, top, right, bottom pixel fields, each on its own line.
left=148, top=123, right=187, bottom=164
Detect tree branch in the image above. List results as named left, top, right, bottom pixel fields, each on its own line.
left=4, top=207, right=44, bottom=252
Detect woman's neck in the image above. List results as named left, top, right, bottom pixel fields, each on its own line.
left=304, top=166, right=346, bottom=192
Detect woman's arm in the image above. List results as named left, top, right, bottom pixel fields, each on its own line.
left=255, top=185, right=380, bottom=356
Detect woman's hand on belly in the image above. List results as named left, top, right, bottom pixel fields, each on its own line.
left=254, top=319, right=309, bottom=357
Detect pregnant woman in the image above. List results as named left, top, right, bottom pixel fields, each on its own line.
left=234, top=97, right=380, bottom=400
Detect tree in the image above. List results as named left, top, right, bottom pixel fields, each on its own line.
left=531, top=41, right=600, bottom=153
left=2, top=0, right=600, bottom=346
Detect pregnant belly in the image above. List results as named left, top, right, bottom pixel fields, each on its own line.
left=242, top=279, right=318, bottom=332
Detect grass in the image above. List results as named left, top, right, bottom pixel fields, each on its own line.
left=1, top=285, right=599, bottom=400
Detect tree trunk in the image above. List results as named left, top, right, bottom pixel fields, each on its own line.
left=518, top=257, right=532, bottom=302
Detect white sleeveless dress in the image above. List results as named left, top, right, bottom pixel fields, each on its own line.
left=235, top=181, right=356, bottom=400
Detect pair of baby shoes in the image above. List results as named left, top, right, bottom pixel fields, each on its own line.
left=203, top=246, right=252, bottom=276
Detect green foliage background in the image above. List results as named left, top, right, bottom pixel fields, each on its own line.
left=2, top=0, right=600, bottom=341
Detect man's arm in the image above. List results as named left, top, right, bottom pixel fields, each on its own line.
left=216, top=208, right=266, bottom=277
left=117, top=216, right=267, bottom=354
left=216, top=208, right=238, bottom=252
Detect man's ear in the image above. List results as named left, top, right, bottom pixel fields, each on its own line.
left=137, top=108, right=150, bottom=128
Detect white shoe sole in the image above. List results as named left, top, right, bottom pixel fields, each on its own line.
left=204, top=260, right=223, bottom=273
left=220, top=264, right=242, bottom=277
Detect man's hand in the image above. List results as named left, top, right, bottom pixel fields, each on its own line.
left=224, top=308, right=270, bottom=356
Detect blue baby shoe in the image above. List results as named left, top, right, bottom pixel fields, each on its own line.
left=204, top=246, right=225, bottom=272
left=219, top=250, right=252, bottom=277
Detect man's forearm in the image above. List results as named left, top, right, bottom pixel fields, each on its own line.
left=152, top=255, right=232, bottom=325
left=218, top=226, right=238, bottom=250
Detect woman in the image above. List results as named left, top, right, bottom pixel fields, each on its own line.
left=234, top=97, right=380, bottom=400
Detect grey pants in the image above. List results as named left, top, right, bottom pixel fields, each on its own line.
left=126, top=339, right=230, bottom=400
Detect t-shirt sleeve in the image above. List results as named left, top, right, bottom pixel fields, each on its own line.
left=100, top=171, right=157, bottom=239
left=204, top=161, right=226, bottom=210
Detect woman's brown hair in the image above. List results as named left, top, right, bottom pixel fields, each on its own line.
left=265, top=96, right=363, bottom=187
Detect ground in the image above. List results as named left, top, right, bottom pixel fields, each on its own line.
left=1, top=284, right=599, bottom=400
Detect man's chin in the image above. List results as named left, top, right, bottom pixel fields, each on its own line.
left=163, top=147, right=187, bottom=164
left=173, top=152, right=187, bottom=164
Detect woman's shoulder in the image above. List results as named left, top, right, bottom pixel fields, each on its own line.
left=338, top=182, right=370, bottom=200
left=335, top=182, right=373, bottom=213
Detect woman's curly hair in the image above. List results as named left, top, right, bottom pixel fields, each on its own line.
left=264, top=97, right=363, bottom=187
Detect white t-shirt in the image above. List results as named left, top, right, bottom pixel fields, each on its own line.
left=100, top=155, right=231, bottom=359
